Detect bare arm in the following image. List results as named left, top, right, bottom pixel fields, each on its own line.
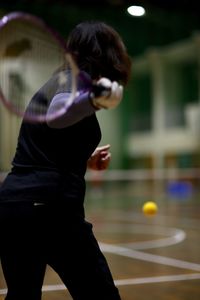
left=46, top=91, right=96, bottom=128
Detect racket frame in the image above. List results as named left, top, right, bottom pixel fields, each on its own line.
left=0, top=12, right=78, bottom=123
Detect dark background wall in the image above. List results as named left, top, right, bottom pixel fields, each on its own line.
left=0, top=0, right=200, bottom=58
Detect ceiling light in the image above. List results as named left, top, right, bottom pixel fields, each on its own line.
left=127, top=5, right=146, bottom=17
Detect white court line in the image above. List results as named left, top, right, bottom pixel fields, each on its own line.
left=1, top=273, right=200, bottom=295
left=115, top=273, right=200, bottom=286
left=100, top=243, right=200, bottom=272
left=0, top=289, right=6, bottom=295
left=96, top=223, right=186, bottom=249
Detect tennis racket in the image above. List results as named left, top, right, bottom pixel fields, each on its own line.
left=0, top=12, right=109, bottom=123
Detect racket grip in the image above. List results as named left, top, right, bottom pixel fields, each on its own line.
left=91, top=84, right=111, bottom=98
left=90, top=80, right=123, bottom=110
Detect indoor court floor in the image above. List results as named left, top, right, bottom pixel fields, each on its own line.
left=0, top=176, right=200, bottom=300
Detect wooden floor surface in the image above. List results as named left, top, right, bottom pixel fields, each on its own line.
left=0, top=179, right=200, bottom=299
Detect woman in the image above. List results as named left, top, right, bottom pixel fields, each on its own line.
left=0, top=21, right=132, bottom=300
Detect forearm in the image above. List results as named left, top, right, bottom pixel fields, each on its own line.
left=47, top=91, right=97, bottom=128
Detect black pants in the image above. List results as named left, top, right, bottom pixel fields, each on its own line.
left=0, top=202, right=121, bottom=300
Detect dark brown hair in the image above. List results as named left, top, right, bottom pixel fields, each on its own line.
left=67, top=21, right=132, bottom=85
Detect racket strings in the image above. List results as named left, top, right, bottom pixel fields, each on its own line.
left=0, top=18, right=69, bottom=121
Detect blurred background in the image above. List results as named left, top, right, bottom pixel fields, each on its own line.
left=0, top=0, right=200, bottom=171
left=0, top=0, right=200, bottom=201
left=1, top=0, right=200, bottom=208
left=1, top=2, right=200, bottom=299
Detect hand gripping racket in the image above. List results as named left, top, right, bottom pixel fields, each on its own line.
left=0, top=12, right=110, bottom=123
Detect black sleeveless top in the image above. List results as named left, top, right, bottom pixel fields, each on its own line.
left=0, top=71, right=101, bottom=206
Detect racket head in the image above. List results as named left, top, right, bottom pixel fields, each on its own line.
left=0, top=12, right=79, bottom=123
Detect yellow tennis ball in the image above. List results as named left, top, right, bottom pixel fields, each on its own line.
left=142, top=201, right=158, bottom=216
